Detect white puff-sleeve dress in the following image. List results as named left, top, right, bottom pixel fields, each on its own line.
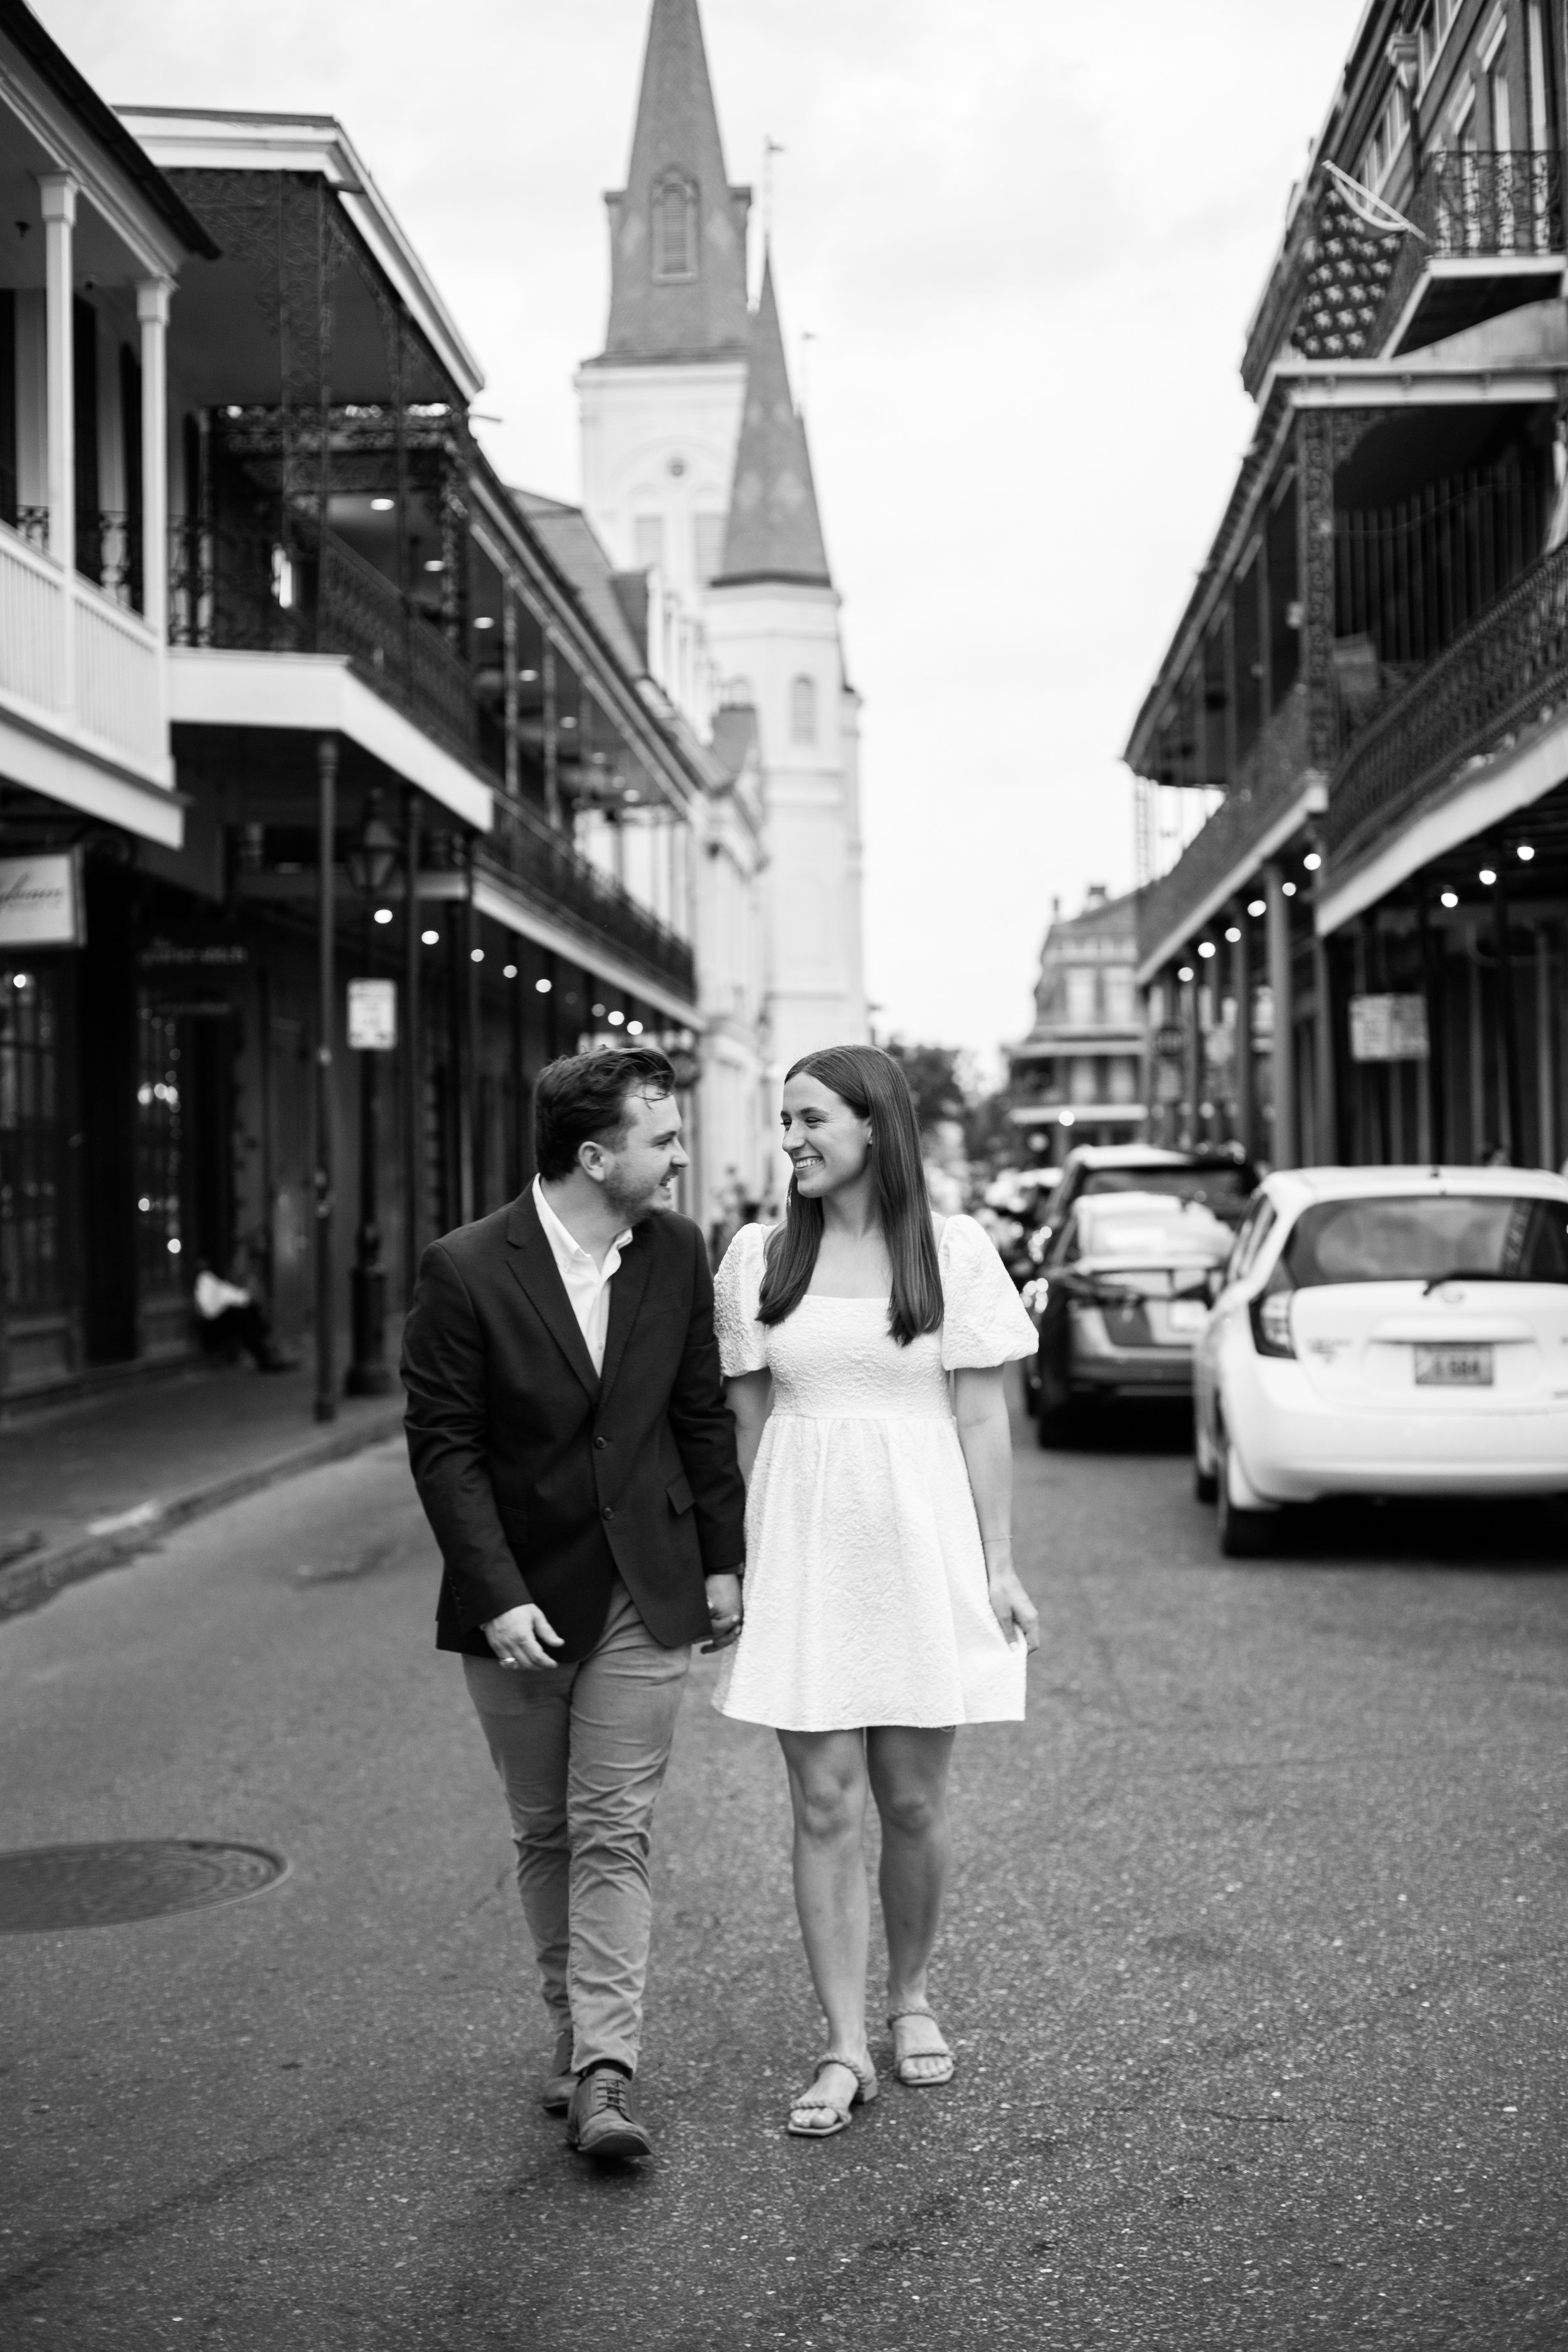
left=711, top=1214, right=1039, bottom=1732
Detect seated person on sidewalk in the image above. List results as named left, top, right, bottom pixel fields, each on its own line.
left=193, top=1257, right=294, bottom=1372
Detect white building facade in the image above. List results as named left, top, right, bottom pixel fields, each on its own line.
left=575, top=0, right=867, bottom=1214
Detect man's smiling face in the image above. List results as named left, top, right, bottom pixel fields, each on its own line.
left=596, top=1087, right=689, bottom=1222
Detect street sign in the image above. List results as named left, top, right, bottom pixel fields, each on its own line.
left=0, top=851, right=82, bottom=948
left=1153, top=1025, right=1185, bottom=1059
left=1349, top=992, right=1428, bottom=1062
left=666, top=1047, right=701, bottom=1089
left=347, top=977, right=397, bottom=1050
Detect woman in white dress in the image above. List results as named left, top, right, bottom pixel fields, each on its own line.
left=712, top=1044, right=1039, bottom=2138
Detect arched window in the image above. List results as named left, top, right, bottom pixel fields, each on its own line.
left=790, top=674, right=818, bottom=744
left=652, top=172, right=698, bottom=282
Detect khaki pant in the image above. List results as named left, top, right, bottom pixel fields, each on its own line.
left=463, top=1579, right=691, bottom=2076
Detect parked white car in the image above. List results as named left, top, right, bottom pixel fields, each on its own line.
left=1193, top=1165, right=1568, bottom=1555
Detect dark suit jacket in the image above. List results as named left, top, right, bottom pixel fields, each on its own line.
left=401, top=1190, right=746, bottom=1662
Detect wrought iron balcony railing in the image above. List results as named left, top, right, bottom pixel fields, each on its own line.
left=167, top=517, right=696, bottom=1001
left=1241, top=151, right=1563, bottom=396
left=1135, top=687, right=1311, bottom=967
left=169, top=518, right=478, bottom=768
left=1326, top=533, right=1568, bottom=868
left=479, top=795, right=696, bottom=1002
left=1378, top=147, right=1564, bottom=348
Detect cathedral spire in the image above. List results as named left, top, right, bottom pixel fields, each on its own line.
left=595, top=0, right=751, bottom=367
left=714, top=252, right=833, bottom=589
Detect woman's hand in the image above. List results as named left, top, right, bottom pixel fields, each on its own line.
left=702, top=1572, right=744, bottom=1652
left=985, top=1550, right=1039, bottom=1652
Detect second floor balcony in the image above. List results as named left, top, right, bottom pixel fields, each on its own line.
left=1242, top=149, right=1564, bottom=397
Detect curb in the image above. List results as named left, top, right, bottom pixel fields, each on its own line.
left=0, top=1404, right=407, bottom=1625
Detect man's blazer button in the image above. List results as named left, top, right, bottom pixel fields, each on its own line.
left=594, top=1436, right=607, bottom=1450
left=601, top=1505, right=615, bottom=1520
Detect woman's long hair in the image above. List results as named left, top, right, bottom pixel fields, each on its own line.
left=758, top=1044, right=942, bottom=1346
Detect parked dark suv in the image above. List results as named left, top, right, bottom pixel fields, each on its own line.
left=1020, top=1147, right=1261, bottom=1438
left=1022, top=1145, right=1259, bottom=1269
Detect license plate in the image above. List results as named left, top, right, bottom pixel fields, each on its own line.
left=1168, top=1299, right=1208, bottom=1334
left=1414, top=1343, right=1494, bottom=1387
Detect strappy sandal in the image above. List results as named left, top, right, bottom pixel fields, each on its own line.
left=786, top=2051, right=879, bottom=2138
left=887, top=2003, right=955, bottom=2088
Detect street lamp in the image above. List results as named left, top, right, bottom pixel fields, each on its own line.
left=345, top=794, right=399, bottom=1397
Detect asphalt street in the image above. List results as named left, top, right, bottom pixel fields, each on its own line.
left=1, top=1390, right=1565, bottom=2351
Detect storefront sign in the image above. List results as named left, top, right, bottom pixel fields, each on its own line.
left=0, top=852, right=82, bottom=948
left=1349, top=993, right=1429, bottom=1062
left=1153, top=1025, right=1185, bottom=1060
left=347, top=978, right=397, bottom=1050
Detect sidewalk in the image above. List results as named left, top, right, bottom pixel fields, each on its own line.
left=0, top=1360, right=406, bottom=1622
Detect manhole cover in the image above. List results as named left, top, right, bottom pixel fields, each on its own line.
left=0, top=1841, right=289, bottom=1932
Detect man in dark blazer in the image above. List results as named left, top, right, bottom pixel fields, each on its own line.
left=402, top=1044, right=746, bottom=2163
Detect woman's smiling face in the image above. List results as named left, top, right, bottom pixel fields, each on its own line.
left=780, top=1073, right=872, bottom=1199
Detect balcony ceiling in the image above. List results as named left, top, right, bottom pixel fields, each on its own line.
left=1392, top=263, right=1566, bottom=359
left=162, top=245, right=452, bottom=410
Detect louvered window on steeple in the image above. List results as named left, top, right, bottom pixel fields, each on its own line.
left=652, top=172, right=698, bottom=282
left=790, top=674, right=818, bottom=744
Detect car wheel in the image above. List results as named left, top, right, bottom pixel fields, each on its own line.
left=1216, top=1426, right=1272, bottom=1558
left=1035, top=1353, right=1079, bottom=1448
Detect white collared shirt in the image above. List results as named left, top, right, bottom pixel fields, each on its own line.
left=532, top=1177, right=633, bottom=1376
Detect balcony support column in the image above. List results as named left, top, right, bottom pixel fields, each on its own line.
left=40, top=174, right=76, bottom=710
left=1297, top=406, right=1377, bottom=773
left=135, top=279, right=172, bottom=654
left=1183, top=962, right=1202, bottom=1150
left=403, top=787, right=423, bottom=1301
left=543, top=637, right=561, bottom=828
left=1232, top=904, right=1254, bottom=1159
left=502, top=579, right=520, bottom=798
left=459, top=844, right=477, bottom=1224
left=1311, top=931, right=1338, bottom=1164
left=1491, top=858, right=1525, bottom=1162
left=1537, top=922, right=1557, bottom=1169
left=314, top=734, right=339, bottom=1424
left=1266, top=860, right=1297, bottom=1167
left=1417, top=886, right=1448, bottom=1162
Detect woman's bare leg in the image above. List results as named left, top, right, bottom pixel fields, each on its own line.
left=867, top=1725, right=956, bottom=2082
left=778, top=1729, right=874, bottom=2107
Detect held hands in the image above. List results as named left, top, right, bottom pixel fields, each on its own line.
left=483, top=1602, right=564, bottom=1671
left=702, top=1572, right=744, bottom=1653
left=984, top=1543, right=1040, bottom=1653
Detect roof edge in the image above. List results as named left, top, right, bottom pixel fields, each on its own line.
left=0, top=1, right=218, bottom=256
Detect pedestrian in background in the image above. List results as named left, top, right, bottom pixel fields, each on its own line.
left=712, top=1043, right=1040, bottom=2138
left=402, top=1046, right=746, bottom=2164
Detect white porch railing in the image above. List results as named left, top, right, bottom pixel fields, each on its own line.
left=0, top=524, right=64, bottom=712
left=0, top=519, right=165, bottom=773
left=77, top=581, right=164, bottom=762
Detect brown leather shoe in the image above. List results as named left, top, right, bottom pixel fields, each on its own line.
left=566, top=2065, right=652, bottom=2161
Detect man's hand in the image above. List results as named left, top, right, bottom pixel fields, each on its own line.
left=484, top=1602, right=564, bottom=1671
left=701, top=1572, right=743, bottom=1653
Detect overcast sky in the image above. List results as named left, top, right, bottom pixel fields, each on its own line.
left=38, top=0, right=1365, bottom=1066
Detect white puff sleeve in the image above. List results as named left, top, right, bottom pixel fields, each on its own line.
left=713, top=1223, right=771, bottom=1377
left=939, top=1214, right=1038, bottom=1370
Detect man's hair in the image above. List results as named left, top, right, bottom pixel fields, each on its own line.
left=533, top=1045, right=677, bottom=1182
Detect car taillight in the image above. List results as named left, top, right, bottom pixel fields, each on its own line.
left=1248, top=1266, right=1296, bottom=1359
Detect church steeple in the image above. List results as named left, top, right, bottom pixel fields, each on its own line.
left=714, top=253, right=832, bottom=588
left=595, top=0, right=751, bottom=367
